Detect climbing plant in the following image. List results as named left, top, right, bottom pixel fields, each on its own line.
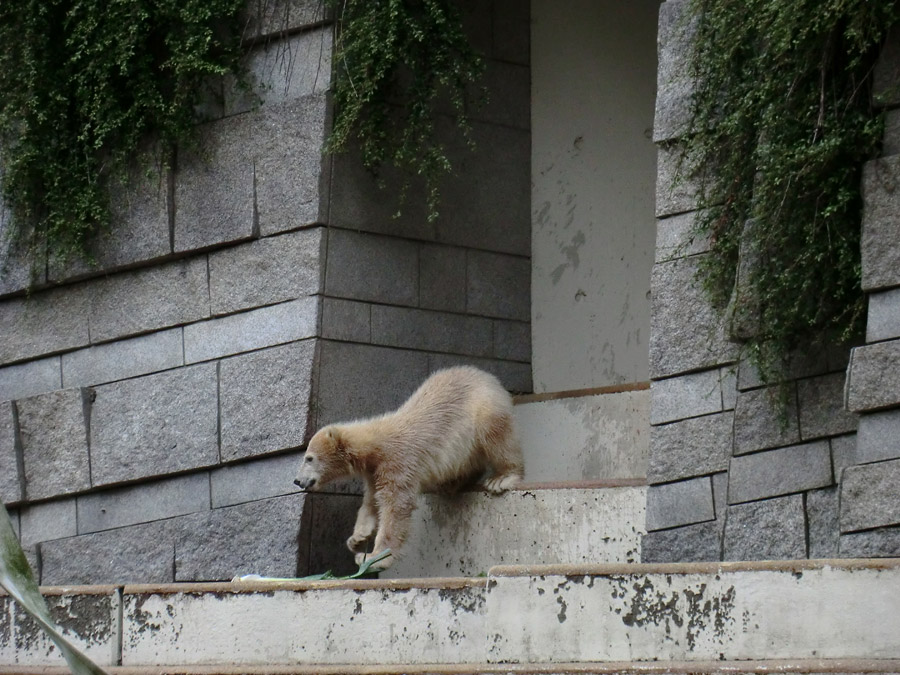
left=685, top=0, right=900, bottom=384
left=326, top=0, right=485, bottom=221
left=0, top=0, right=246, bottom=264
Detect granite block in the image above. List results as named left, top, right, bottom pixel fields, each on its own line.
left=650, top=369, right=724, bottom=425
left=861, top=156, right=900, bottom=291
left=655, top=211, right=710, bottom=263
left=641, top=520, right=721, bottom=563
left=0, top=356, right=61, bottom=403
left=840, top=458, right=900, bottom=532
left=856, top=409, right=900, bottom=464
left=650, top=255, right=738, bottom=379
left=867, top=287, right=900, bottom=342
left=62, top=329, right=183, bottom=388
left=728, top=440, right=832, bottom=504
left=648, top=411, right=732, bottom=483
left=840, top=525, right=900, bottom=557
left=371, top=305, right=494, bottom=357
left=723, top=494, right=806, bottom=561
left=18, top=389, right=91, bottom=500
left=208, top=227, right=324, bottom=316
left=493, top=320, right=531, bottom=362
left=466, top=250, right=530, bottom=321
left=219, top=340, right=317, bottom=461
left=77, top=472, right=210, bottom=534
left=0, top=401, right=21, bottom=504
left=254, top=95, right=329, bottom=235
left=184, top=297, right=318, bottom=364
left=419, top=244, right=467, bottom=313
left=321, top=297, right=371, bottom=342
left=845, top=340, right=900, bottom=412
left=807, top=486, right=840, bottom=559
left=797, top=372, right=858, bottom=440
left=733, top=386, right=800, bottom=455
left=646, top=476, right=714, bottom=531
left=18, top=499, right=77, bottom=547
left=0, top=287, right=90, bottom=365
left=90, top=363, right=219, bottom=486
left=40, top=520, right=175, bottom=585
left=653, top=0, right=696, bottom=143
left=174, top=494, right=308, bottom=581
left=324, top=229, right=419, bottom=306
left=88, top=257, right=210, bottom=344
left=243, top=0, right=330, bottom=40
left=317, top=341, right=429, bottom=425
left=225, top=29, right=332, bottom=115
left=210, top=452, right=305, bottom=508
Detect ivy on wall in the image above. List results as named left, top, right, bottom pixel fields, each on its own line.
left=0, top=0, right=483, bottom=269
left=686, top=0, right=900, bottom=383
left=0, top=0, right=246, bottom=264
left=326, top=0, right=484, bottom=221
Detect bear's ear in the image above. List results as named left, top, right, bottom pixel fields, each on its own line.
left=325, top=427, right=343, bottom=447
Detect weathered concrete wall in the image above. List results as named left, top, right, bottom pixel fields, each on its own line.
left=0, top=0, right=532, bottom=583
left=530, top=0, right=658, bottom=393
left=643, top=0, right=900, bottom=561
left=383, top=484, right=646, bottom=578
left=6, top=560, right=900, bottom=668
left=515, top=389, right=649, bottom=481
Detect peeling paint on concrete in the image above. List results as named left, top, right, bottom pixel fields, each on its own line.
left=0, top=589, right=119, bottom=667
left=486, top=565, right=900, bottom=663
left=121, top=584, right=487, bottom=666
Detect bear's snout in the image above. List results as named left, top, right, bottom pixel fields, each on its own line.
left=294, top=477, right=317, bottom=490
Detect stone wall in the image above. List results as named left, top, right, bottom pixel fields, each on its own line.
left=0, top=0, right=531, bottom=583
left=643, top=0, right=900, bottom=561
left=841, top=33, right=900, bottom=556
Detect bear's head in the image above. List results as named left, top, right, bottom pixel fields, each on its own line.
left=293, top=426, right=348, bottom=491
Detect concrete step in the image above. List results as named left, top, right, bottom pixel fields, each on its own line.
left=3, top=661, right=900, bottom=675
left=3, top=560, right=899, bottom=669
left=383, top=481, right=647, bottom=578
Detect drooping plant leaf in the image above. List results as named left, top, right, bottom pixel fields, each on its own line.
left=0, top=502, right=109, bottom=675
left=232, top=549, right=393, bottom=583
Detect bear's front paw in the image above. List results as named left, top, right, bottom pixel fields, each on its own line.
left=347, top=533, right=373, bottom=553
left=482, top=472, right=522, bottom=494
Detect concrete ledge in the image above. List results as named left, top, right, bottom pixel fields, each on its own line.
left=486, top=562, right=900, bottom=662
left=487, top=558, right=900, bottom=577
left=4, top=660, right=900, bottom=675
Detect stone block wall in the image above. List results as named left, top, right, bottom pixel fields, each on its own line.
left=0, top=0, right=531, bottom=583
left=840, top=35, right=900, bottom=556
left=643, top=0, right=900, bottom=562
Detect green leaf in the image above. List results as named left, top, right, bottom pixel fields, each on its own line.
left=0, top=502, right=109, bottom=675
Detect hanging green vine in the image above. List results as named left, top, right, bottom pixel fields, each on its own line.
left=685, top=0, right=900, bottom=383
left=0, top=0, right=246, bottom=265
left=326, top=0, right=485, bottom=221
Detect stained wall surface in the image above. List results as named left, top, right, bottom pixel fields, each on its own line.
left=530, top=0, right=659, bottom=393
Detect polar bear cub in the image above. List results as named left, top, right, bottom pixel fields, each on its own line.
left=293, top=366, right=524, bottom=570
